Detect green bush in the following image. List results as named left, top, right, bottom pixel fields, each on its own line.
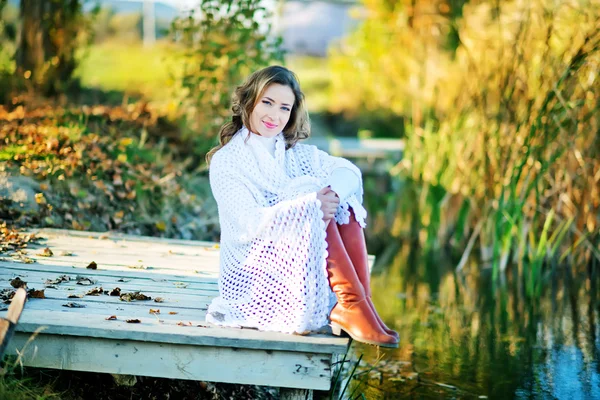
left=169, top=0, right=284, bottom=155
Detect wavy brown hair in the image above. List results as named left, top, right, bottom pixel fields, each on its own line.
left=206, top=65, right=310, bottom=163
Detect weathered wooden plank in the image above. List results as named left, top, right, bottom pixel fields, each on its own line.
left=0, top=269, right=219, bottom=294
left=0, top=289, right=211, bottom=312
left=2, top=298, right=208, bottom=321
left=36, top=228, right=218, bottom=248
left=306, top=137, right=403, bottom=160
left=29, top=234, right=222, bottom=258
left=3, top=253, right=220, bottom=276
left=0, top=310, right=348, bottom=354
left=0, top=261, right=219, bottom=284
left=16, top=229, right=373, bottom=276
left=0, top=284, right=214, bottom=311
left=6, top=333, right=334, bottom=390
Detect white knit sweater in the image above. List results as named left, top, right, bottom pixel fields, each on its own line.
left=254, top=133, right=360, bottom=201
left=205, top=127, right=367, bottom=333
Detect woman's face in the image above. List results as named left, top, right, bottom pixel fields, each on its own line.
left=249, top=83, right=295, bottom=138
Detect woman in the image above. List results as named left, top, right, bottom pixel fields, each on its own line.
left=205, top=65, right=398, bottom=348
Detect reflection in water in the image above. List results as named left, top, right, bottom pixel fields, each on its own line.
left=346, top=243, right=600, bottom=399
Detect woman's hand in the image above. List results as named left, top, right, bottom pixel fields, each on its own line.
left=317, top=187, right=340, bottom=222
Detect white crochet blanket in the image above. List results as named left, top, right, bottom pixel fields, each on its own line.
left=205, top=127, right=367, bottom=333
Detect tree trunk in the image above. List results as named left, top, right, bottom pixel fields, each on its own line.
left=16, top=0, right=83, bottom=95
left=16, top=0, right=47, bottom=83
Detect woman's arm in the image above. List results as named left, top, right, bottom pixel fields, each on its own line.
left=327, top=168, right=360, bottom=202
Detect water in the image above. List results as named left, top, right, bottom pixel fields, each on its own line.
left=345, top=243, right=600, bottom=399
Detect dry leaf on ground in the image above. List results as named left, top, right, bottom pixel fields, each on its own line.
left=86, top=287, right=103, bottom=296
left=37, top=247, right=53, bottom=257
left=62, top=302, right=86, bottom=308
left=45, top=275, right=70, bottom=285
left=120, top=291, right=151, bottom=302
left=27, top=289, right=45, bottom=299
left=76, top=276, right=95, bottom=285
left=10, top=277, right=27, bottom=288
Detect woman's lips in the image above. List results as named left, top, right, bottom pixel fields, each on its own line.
left=262, top=121, right=277, bottom=129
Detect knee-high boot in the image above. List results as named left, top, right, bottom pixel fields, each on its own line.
left=325, top=221, right=398, bottom=348
left=337, top=210, right=400, bottom=340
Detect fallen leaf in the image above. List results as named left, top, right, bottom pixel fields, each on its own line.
left=86, top=261, right=97, bottom=270
left=60, top=251, right=74, bottom=256
left=68, top=294, right=84, bottom=298
left=28, top=289, right=45, bottom=299
left=109, top=287, right=121, bottom=296
left=120, top=291, right=151, bottom=302
left=154, top=297, right=164, bottom=303
left=177, top=321, right=192, bottom=326
left=37, top=247, right=53, bottom=257
left=62, top=302, right=86, bottom=308
left=149, top=309, right=160, bottom=314
left=86, top=287, right=103, bottom=296
left=76, top=276, right=95, bottom=286
left=45, top=275, right=70, bottom=285
left=168, top=311, right=178, bottom=315
left=173, top=282, right=188, bottom=288
left=117, top=278, right=130, bottom=283
left=0, top=288, right=15, bottom=303
left=126, top=319, right=141, bottom=323
left=105, top=315, right=117, bottom=320
left=10, top=277, right=27, bottom=288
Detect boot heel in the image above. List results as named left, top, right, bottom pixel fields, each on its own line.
left=330, top=322, right=343, bottom=336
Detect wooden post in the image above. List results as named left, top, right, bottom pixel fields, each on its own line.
left=0, top=288, right=27, bottom=358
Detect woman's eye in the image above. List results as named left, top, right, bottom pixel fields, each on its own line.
left=281, top=107, right=290, bottom=112
left=262, top=100, right=272, bottom=106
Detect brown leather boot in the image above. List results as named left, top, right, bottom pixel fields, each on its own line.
left=337, top=210, right=400, bottom=341
left=325, top=221, right=398, bottom=348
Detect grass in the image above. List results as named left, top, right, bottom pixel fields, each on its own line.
left=74, top=40, right=182, bottom=106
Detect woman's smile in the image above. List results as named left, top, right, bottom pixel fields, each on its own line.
left=262, top=120, right=278, bottom=130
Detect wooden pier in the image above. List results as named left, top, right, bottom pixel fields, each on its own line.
left=0, top=229, right=353, bottom=399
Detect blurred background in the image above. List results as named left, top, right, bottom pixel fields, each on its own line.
left=0, top=0, right=599, bottom=398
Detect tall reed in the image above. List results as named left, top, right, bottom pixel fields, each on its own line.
left=336, top=0, right=600, bottom=284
